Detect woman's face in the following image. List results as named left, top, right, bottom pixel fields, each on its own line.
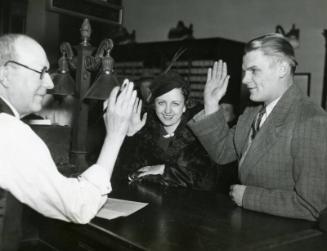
left=154, top=88, right=186, bottom=128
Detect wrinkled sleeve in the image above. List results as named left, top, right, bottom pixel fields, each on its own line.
left=188, top=109, right=238, bottom=165
left=0, top=115, right=111, bottom=224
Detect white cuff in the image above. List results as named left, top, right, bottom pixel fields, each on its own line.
left=80, top=164, right=111, bottom=195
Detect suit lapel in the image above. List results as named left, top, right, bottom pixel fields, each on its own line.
left=235, top=105, right=261, bottom=159
left=239, top=84, right=302, bottom=180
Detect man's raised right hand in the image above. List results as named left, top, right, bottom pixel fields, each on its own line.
left=204, top=60, right=230, bottom=116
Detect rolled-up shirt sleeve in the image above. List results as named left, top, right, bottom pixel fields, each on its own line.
left=0, top=114, right=111, bottom=224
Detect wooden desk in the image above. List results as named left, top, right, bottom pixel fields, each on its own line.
left=268, top=233, right=327, bottom=251
left=38, top=182, right=322, bottom=251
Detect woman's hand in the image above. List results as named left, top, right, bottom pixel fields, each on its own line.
left=129, top=165, right=165, bottom=181
left=204, top=60, right=230, bottom=115
left=127, top=98, right=147, bottom=136
left=103, top=79, right=137, bottom=140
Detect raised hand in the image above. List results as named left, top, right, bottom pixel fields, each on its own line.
left=204, top=60, right=230, bottom=115
left=103, top=79, right=137, bottom=140
left=127, top=98, right=147, bottom=136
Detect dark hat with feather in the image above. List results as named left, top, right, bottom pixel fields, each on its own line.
left=150, top=48, right=189, bottom=102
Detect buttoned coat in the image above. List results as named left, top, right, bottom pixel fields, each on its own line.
left=188, top=84, right=327, bottom=221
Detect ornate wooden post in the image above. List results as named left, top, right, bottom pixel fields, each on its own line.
left=70, top=19, right=95, bottom=171
left=53, top=18, right=117, bottom=173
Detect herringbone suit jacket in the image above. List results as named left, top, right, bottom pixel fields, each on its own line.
left=188, top=84, right=327, bottom=221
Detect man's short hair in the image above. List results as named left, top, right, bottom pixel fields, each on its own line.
left=0, top=34, right=20, bottom=66
left=245, top=33, right=298, bottom=74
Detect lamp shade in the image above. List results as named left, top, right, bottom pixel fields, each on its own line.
left=84, top=49, right=120, bottom=100
left=84, top=72, right=120, bottom=100
left=48, top=53, right=75, bottom=96
left=49, top=72, right=75, bottom=96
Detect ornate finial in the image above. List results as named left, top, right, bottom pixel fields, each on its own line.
left=84, top=38, right=114, bottom=72
left=59, top=42, right=75, bottom=70
left=107, top=38, right=114, bottom=51
left=96, top=38, right=114, bottom=57
left=168, top=20, right=194, bottom=40
left=60, top=42, right=74, bottom=60
left=102, top=48, right=115, bottom=74
left=80, top=18, right=92, bottom=46
left=97, top=39, right=114, bottom=74
left=57, top=54, right=69, bottom=74
left=276, top=24, right=300, bottom=48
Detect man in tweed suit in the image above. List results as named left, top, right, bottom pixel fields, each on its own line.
left=188, top=33, right=327, bottom=221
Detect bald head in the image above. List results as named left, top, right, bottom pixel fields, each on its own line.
left=0, top=35, right=28, bottom=62
left=14, top=35, right=49, bottom=67
left=0, top=34, right=53, bottom=116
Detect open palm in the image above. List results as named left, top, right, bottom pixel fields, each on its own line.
left=204, top=60, right=230, bottom=115
left=127, top=98, right=147, bottom=136
left=104, top=80, right=137, bottom=138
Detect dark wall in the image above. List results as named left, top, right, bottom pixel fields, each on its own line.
left=0, top=0, right=28, bottom=35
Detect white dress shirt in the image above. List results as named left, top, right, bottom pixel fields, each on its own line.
left=0, top=103, right=111, bottom=224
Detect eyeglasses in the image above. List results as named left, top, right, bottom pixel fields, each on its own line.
left=4, top=60, right=49, bottom=80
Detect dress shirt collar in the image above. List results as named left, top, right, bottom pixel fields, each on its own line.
left=0, top=96, right=20, bottom=118
left=259, top=97, right=281, bottom=127
left=265, top=97, right=281, bottom=117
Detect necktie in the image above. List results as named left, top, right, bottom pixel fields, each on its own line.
left=251, top=106, right=266, bottom=139
left=239, top=105, right=266, bottom=166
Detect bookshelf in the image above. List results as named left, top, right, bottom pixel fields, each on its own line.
left=111, top=37, right=246, bottom=114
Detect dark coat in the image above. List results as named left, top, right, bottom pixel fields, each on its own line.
left=114, top=108, right=218, bottom=191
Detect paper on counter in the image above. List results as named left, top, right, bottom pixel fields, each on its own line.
left=27, top=119, right=52, bottom=125
left=96, top=198, right=148, bottom=220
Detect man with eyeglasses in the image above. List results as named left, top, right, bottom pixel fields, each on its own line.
left=5, top=60, right=49, bottom=78
left=0, top=34, right=139, bottom=223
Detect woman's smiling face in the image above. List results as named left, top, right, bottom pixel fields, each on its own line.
left=154, top=88, right=186, bottom=128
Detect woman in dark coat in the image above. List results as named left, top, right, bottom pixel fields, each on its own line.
left=115, top=72, right=218, bottom=191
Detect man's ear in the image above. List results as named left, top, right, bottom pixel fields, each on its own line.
left=278, top=61, right=290, bottom=78
left=183, top=104, right=186, bottom=113
left=0, top=67, right=9, bottom=88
